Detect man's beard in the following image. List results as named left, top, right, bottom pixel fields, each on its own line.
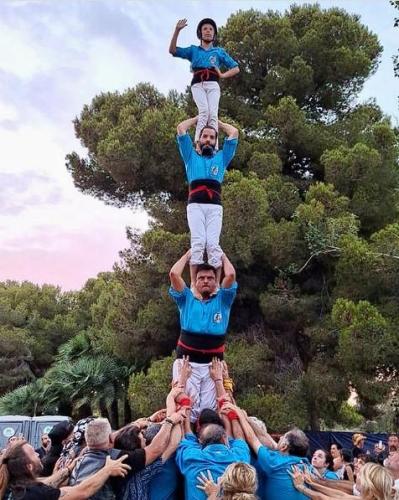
left=201, top=144, right=214, bottom=157
left=200, top=290, right=211, bottom=299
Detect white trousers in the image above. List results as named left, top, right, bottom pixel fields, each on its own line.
left=173, top=359, right=217, bottom=422
left=187, top=203, right=223, bottom=268
left=191, top=81, right=221, bottom=142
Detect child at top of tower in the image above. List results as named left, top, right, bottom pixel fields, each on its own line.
left=169, top=18, right=239, bottom=149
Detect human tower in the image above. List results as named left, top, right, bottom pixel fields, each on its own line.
left=168, top=18, right=240, bottom=421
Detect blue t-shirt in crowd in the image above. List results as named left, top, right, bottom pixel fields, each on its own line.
left=176, top=433, right=250, bottom=500
left=251, top=453, right=267, bottom=500
left=149, top=455, right=180, bottom=500
left=177, top=133, right=238, bottom=185
left=169, top=284, right=237, bottom=336
left=174, top=45, right=238, bottom=71
left=257, top=446, right=311, bottom=500
left=322, top=469, right=340, bottom=480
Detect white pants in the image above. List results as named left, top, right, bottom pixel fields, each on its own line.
left=187, top=203, right=223, bottom=268
left=173, top=359, right=217, bottom=422
left=191, top=81, right=221, bottom=142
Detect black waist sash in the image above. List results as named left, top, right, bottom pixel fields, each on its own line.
left=176, top=330, right=225, bottom=363
left=191, top=67, right=220, bottom=85
left=188, top=179, right=222, bottom=205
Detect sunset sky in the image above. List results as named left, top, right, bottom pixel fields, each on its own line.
left=0, top=0, right=397, bottom=290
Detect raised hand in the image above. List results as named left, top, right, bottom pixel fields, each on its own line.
left=175, top=19, right=188, bottom=31
left=196, top=470, right=219, bottom=497
left=209, top=357, right=223, bottom=381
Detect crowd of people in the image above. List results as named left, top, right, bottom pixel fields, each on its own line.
left=1, top=357, right=399, bottom=500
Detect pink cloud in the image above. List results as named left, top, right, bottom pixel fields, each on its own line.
left=0, top=227, right=131, bottom=290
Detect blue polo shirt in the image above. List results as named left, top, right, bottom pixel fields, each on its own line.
left=176, top=433, right=250, bottom=500
left=257, top=446, right=310, bottom=500
left=174, top=45, right=238, bottom=71
left=177, top=133, right=238, bottom=184
left=169, top=284, right=237, bottom=336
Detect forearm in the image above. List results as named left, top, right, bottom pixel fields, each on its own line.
left=61, top=468, right=109, bottom=499
left=166, top=395, right=177, bottom=416
left=148, top=423, right=172, bottom=457
left=237, top=414, right=261, bottom=453
left=218, top=121, right=238, bottom=139
left=309, top=482, right=353, bottom=498
left=231, top=419, right=245, bottom=441
left=184, top=411, right=192, bottom=435
left=162, top=423, right=182, bottom=461
left=215, top=380, right=226, bottom=399
left=170, top=251, right=190, bottom=278
left=169, top=29, right=180, bottom=54
left=320, top=480, right=353, bottom=494
left=247, top=421, right=277, bottom=450
left=39, top=468, right=70, bottom=488
left=177, top=116, right=198, bottom=135
left=220, top=67, right=239, bottom=79
left=294, top=485, right=329, bottom=500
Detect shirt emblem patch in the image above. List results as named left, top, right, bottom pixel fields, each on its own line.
left=211, top=165, right=218, bottom=176
left=213, top=312, right=222, bottom=323
left=209, top=55, right=217, bottom=65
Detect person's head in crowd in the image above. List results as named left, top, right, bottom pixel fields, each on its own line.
left=40, top=433, right=50, bottom=449
left=218, top=462, right=258, bottom=500
left=333, top=454, right=343, bottom=472
left=354, top=454, right=378, bottom=478
left=199, top=423, right=228, bottom=447
left=388, top=434, right=399, bottom=452
left=48, top=420, right=74, bottom=447
left=7, top=436, right=18, bottom=447
left=144, top=423, right=162, bottom=445
left=0, top=441, right=42, bottom=494
left=352, top=433, right=366, bottom=449
left=342, top=448, right=353, bottom=464
left=114, top=423, right=146, bottom=451
left=330, top=442, right=343, bottom=459
left=195, top=264, right=217, bottom=299
left=277, top=429, right=309, bottom=457
left=357, top=462, right=394, bottom=499
left=85, top=418, right=113, bottom=450
left=247, top=416, right=267, bottom=435
left=312, top=449, right=334, bottom=473
left=385, top=450, right=399, bottom=480
left=198, top=408, right=224, bottom=430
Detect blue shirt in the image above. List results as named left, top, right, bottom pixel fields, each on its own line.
left=177, top=133, right=238, bottom=185
left=169, top=284, right=237, bottom=336
left=149, top=456, right=180, bottom=500
left=257, top=446, right=310, bottom=500
left=176, top=433, right=250, bottom=500
left=251, top=454, right=267, bottom=500
left=322, top=469, right=340, bottom=480
left=174, top=45, right=238, bottom=71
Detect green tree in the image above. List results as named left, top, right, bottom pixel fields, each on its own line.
left=56, top=4, right=399, bottom=429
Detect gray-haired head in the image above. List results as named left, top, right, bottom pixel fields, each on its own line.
left=199, top=423, right=226, bottom=447
left=280, top=428, right=309, bottom=457
left=85, top=418, right=112, bottom=448
left=144, top=423, right=162, bottom=445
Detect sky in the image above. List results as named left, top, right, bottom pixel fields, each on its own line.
left=0, top=0, right=397, bottom=290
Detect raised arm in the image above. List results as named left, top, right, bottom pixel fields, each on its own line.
left=218, top=120, right=238, bottom=140
left=220, top=254, right=236, bottom=289
left=223, top=404, right=262, bottom=455
left=169, top=19, right=187, bottom=55
left=144, top=410, right=184, bottom=465
left=169, top=250, right=190, bottom=292
left=177, top=116, right=198, bottom=136
left=247, top=418, right=278, bottom=450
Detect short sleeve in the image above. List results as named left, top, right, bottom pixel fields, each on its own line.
left=176, top=133, right=193, bottom=165
left=176, top=436, right=201, bottom=474
left=169, top=285, right=189, bottom=308
left=219, top=49, right=238, bottom=69
left=257, top=445, right=278, bottom=476
left=222, top=138, right=238, bottom=168
left=174, top=46, right=193, bottom=61
left=230, top=439, right=250, bottom=463
left=220, top=281, right=237, bottom=307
